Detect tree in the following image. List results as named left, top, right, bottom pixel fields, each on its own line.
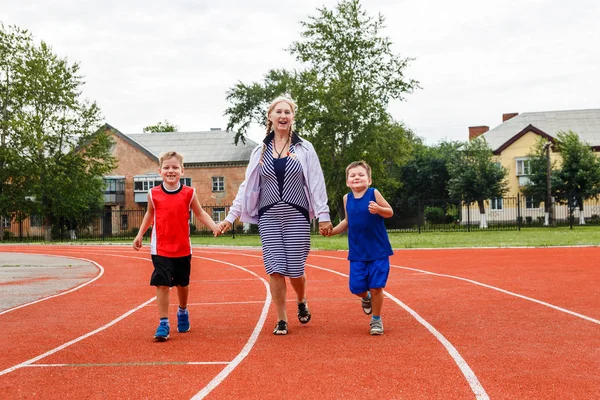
left=553, top=130, right=600, bottom=225
left=224, top=0, right=419, bottom=218
left=521, top=138, right=561, bottom=225
left=0, top=24, right=116, bottom=239
left=143, top=120, right=178, bottom=133
left=447, top=138, right=509, bottom=228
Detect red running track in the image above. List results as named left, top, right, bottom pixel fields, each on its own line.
left=0, top=245, right=598, bottom=399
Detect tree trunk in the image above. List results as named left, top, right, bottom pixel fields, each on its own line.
left=477, top=200, right=487, bottom=228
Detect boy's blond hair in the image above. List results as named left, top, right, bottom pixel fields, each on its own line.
left=158, top=151, right=184, bottom=167
left=345, top=160, right=372, bottom=179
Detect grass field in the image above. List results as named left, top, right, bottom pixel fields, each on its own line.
left=191, top=226, right=600, bottom=250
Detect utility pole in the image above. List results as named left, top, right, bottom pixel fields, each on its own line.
left=545, top=142, right=553, bottom=226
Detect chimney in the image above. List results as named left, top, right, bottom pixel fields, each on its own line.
left=210, top=128, right=221, bottom=131
left=468, top=126, right=489, bottom=141
left=502, top=112, right=518, bottom=122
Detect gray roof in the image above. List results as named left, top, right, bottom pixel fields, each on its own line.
left=481, top=109, right=600, bottom=152
left=125, top=130, right=258, bottom=164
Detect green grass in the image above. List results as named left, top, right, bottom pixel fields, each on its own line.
left=189, top=226, right=600, bottom=250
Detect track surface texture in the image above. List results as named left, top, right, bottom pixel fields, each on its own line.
left=0, top=245, right=598, bottom=399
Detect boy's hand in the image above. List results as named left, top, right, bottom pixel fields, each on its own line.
left=319, top=221, right=333, bottom=236
left=211, top=224, right=222, bottom=237
left=368, top=201, right=380, bottom=215
left=133, top=236, right=142, bottom=251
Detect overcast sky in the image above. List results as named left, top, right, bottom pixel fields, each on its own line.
left=2, top=0, right=599, bottom=145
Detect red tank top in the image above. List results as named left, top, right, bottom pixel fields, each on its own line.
left=149, top=184, right=195, bottom=257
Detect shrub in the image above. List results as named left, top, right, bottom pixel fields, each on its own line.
left=424, top=207, right=445, bottom=224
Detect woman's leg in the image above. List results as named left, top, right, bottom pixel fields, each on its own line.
left=289, top=273, right=306, bottom=303
left=269, top=273, right=288, bottom=322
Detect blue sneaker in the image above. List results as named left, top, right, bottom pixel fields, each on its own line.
left=154, top=321, right=170, bottom=341
left=177, top=309, right=190, bottom=333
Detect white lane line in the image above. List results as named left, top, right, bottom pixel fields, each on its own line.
left=0, top=254, right=104, bottom=316
left=307, top=263, right=489, bottom=400
left=192, top=250, right=488, bottom=400
left=191, top=256, right=271, bottom=400
left=0, top=297, right=156, bottom=376
left=312, top=254, right=600, bottom=325
left=26, top=361, right=230, bottom=367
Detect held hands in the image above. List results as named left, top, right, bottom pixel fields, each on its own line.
left=216, top=220, right=233, bottom=235
left=368, top=201, right=380, bottom=215
left=319, top=221, right=333, bottom=237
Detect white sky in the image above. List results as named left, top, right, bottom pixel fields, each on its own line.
left=2, top=0, right=599, bottom=145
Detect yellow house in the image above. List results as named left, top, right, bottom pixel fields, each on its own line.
left=468, top=108, right=600, bottom=225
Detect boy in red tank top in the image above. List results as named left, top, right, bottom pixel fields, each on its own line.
left=133, top=151, right=221, bottom=341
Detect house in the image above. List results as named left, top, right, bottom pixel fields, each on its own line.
left=101, top=124, right=258, bottom=235
left=468, top=108, right=600, bottom=224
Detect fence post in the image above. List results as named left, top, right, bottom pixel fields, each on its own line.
left=417, top=199, right=422, bottom=234
left=517, top=195, right=521, bottom=231
left=467, top=203, right=471, bottom=232
left=232, top=221, right=235, bottom=238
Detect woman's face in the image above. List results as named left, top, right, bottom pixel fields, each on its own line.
left=269, top=101, right=295, bottom=133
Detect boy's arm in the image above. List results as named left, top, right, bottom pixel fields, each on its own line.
left=368, top=189, right=394, bottom=218
left=133, top=193, right=154, bottom=250
left=190, top=193, right=221, bottom=237
left=330, top=194, right=349, bottom=236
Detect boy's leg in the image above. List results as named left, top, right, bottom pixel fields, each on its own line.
left=370, top=288, right=384, bottom=317
left=176, top=285, right=189, bottom=309
left=349, top=261, right=371, bottom=314
left=156, top=286, right=170, bottom=319
left=154, top=286, right=171, bottom=341
left=176, top=285, right=190, bottom=333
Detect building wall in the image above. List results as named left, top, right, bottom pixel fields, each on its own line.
left=107, top=128, right=247, bottom=210
left=496, top=130, right=560, bottom=197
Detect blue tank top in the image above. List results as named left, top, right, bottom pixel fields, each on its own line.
left=346, top=187, right=393, bottom=261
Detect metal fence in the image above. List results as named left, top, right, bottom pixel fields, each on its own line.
left=2, top=196, right=600, bottom=242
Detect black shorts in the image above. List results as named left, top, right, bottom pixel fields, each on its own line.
left=150, top=255, right=192, bottom=287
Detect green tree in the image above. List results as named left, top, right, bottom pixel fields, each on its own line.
left=143, top=120, right=178, bottom=133
left=447, top=138, right=509, bottom=228
left=553, top=130, right=600, bottom=225
left=521, top=138, right=561, bottom=225
left=0, top=24, right=116, bottom=239
left=224, top=0, right=419, bottom=218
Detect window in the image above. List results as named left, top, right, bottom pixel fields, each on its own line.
left=1, top=216, right=10, bottom=228
left=180, top=177, right=192, bottom=187
left=490, top=198, right=503, bottom=210
left=516, top=159, right=531, bottom=176
left=526, top=196, right=540, bottom=209
left=103, top=177, right=125, bottom=204
left=212, top=177, right=224, bottom=192
left=212, top=207, right=226, bottom=222
left=30, top=214, right=43, bottom=227
left=121, top=214, right=128, bottom=230
left=134, top=176, right=162, bottom=192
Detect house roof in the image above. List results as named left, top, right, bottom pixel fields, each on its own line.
left=104, top=124, right=258, bottom=165
left=481, top=109, right=600, bottom=153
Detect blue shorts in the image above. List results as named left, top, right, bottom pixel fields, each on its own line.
left=349, top=257, right=390, bottom=295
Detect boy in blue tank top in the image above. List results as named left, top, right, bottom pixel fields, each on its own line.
left=329, top=161, right=394, bottom=335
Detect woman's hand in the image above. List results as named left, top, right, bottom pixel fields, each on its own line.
left=217, top=220, right=233, bottom=234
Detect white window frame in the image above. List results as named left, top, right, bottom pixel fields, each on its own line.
left=490, top=198, right=503, bottom=210
left=516, top=158, right=531, bottom=176
left=212, top=177, right=225, bottom=192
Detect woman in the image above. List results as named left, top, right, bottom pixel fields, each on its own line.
left=218, top=96, right=332, bottom=335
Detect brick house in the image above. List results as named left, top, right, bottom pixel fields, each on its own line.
left=101, top=124, right=257, bottom=233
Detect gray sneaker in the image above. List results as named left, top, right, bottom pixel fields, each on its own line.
left=369, top=318, right=384, bottom=335
left=361, top=292, right=372, bottom=315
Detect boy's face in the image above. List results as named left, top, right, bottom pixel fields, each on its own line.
left=346, top=166, right=371, bottom=192
left=159, top=157, right=183, bottom=185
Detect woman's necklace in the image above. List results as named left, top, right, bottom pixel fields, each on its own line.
left=273, top=136, right=290, bottom=159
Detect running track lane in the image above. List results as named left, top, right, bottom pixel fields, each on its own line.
left=1, top=245, right=598, bottom=398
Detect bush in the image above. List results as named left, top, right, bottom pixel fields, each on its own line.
left=424, top=207, right=445, bottom=224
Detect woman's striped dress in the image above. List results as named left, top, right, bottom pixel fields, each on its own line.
left=258, top=140, right=310, bottom=278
